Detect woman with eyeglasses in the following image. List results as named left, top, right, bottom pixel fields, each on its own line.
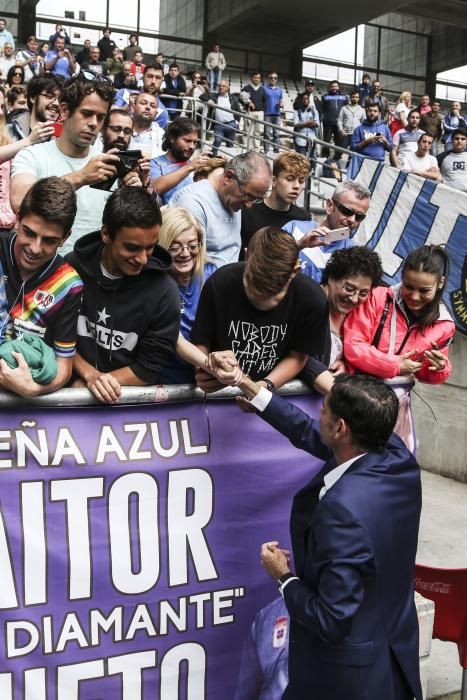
left=6, top=65, right=25, bottom=88
left=302, top=246, right=383, bottom=394
left=157, top=207, right=217, bottom=383
left=343, top=245, right=455, bottom=451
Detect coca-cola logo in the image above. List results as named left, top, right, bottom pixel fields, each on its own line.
left=414, top=578, right=451, bottom=594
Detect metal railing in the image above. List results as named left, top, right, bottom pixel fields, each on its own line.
left=0, top=379, right=310, bottom=408
left=170, top=95, right=371, bottom=211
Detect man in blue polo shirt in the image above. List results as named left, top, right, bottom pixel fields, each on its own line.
left=45, top=35, right=76, bottom=79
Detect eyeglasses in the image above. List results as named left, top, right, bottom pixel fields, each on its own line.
left=340, top=280, right=370, bottom=300
left=332, top=199, right=367, bottom=222
left=40, top=91, right=59, bottom=101
left=168, top=242, right=200, bottom=255
left=233, top=175, right=264, bottom=204
left=269, top=76, right=278, bottom=80
left=107, top=125, right=133, bottom=135
left=13, top=72, right=23, bottom=77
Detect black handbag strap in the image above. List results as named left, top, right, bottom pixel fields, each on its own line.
left=371, top=293, right=392, bottom=348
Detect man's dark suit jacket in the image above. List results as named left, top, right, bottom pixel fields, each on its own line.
left=260, top=394, right=423, bottom=700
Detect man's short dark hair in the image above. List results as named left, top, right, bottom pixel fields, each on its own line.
left=418, top=132, right=433, bottom=143
left=18, top=177, right=77, bottom=237
left=162, top=116, right=199, bottom=151
left=351, top=90, right=360, bottom=97
left=169, top=63, right=179, bottom=70
left=102, top=108, right=133, bottom=129
left=250, top=70, right=261, bottom=78
left=144, top=63, right=163, bottom=77
left=366, top=101, right=380, bottom=111
left=408, top=108, right=421, bottom=118
left=60, top=74, right=115, bottom=116
left=452, top=128, right=467, bottom=139
left=27, top=72, right=62, bottom=110
left=6, top=85, right=26, bottom=107
left=328, top=374, right=399, bottom=452
left=26, top=35, right=38, bottom=43
left=102, top=187, right=162, bottom=240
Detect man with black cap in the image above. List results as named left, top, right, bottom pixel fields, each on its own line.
left=293, top=80, right=321, bottom=118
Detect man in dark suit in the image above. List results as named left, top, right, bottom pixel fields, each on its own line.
left=216, top=369, right=423, bottom=700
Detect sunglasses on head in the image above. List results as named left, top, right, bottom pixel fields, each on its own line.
left=332, top=199, right=367, bottom=222
left=73, top=69, right=113, bottom=85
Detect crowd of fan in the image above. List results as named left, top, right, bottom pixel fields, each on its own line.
left=0, top=21, right=457, bottom=443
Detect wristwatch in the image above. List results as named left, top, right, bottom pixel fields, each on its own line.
left=263, top=378, right=276, bottom=393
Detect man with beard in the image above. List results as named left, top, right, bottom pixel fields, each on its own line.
left=150, top=117, right=212, bottom=204
left=129, top=91, right=165, bottom=159
left=390, top=109, right=425, bottom=168
left=101, top=109, right=134, bottom=152
left=351, top=102, right=392, bottom=163
left=11, top=73, right=119, bottom=253
left=6, top=73, right=61, bottom=144
left=141, top=64, right=168, bottom=128
left=98, top=108, right=149, bottom=188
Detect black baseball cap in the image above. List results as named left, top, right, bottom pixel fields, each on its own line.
left=305, top=79, right=315, bottom=86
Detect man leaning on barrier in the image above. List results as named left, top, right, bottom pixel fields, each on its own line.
left=210, top=361, right=423, bottom=700
left=67, top=187, right=241, bottom=404
left=0, top=177, right=83, bottom=397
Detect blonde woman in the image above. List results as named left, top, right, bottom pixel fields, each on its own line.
left=158, top=207, right=217, bottom=383
left=391, top=90, right=412, bottom=134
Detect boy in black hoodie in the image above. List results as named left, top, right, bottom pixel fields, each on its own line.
left=67, top=187, right=180, bottom=403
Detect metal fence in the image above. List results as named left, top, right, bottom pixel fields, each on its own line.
left=169, top=95, right=368, bottom=211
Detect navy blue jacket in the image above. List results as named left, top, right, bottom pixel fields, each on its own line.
left=321, top=92, right=348, bottom=125
left=260, top=394, right=423, bottom=700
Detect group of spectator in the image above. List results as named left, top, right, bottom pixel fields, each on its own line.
left=0, top=25, right=457, bottom=444
left=290, top=73, right=466, bottom=191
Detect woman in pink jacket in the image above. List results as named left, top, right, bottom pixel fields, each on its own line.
left=343, top=245, right=455, bottom=451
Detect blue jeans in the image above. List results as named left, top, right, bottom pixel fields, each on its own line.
left=208, top=68, right=222, bottom=91
left=264, top=114, right=281, bottom=152
left=213, top=120, right=237, bottom=154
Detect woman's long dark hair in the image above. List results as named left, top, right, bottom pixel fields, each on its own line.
left=402, top=245, right=450, bottom=327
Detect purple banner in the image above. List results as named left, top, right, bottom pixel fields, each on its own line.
left=0, top=394, right=323, bottom=699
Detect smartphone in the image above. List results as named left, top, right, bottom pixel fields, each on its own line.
left=322, top=227, right=351, bottom=244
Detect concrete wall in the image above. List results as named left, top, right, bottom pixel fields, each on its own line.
left=413, top=332, right=467, bottom=482
left=159, top=0, right=204, bottom=65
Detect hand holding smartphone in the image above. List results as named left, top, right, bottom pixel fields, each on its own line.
left=322, top=226, right=351, bottom=244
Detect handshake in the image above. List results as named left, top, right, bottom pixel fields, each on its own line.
left=203, top=350, right=243, bottom=389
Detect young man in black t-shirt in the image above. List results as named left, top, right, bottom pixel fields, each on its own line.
left=191, top=226, right=329, bottom=393
left=240, top=152, right=311, bottom=258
